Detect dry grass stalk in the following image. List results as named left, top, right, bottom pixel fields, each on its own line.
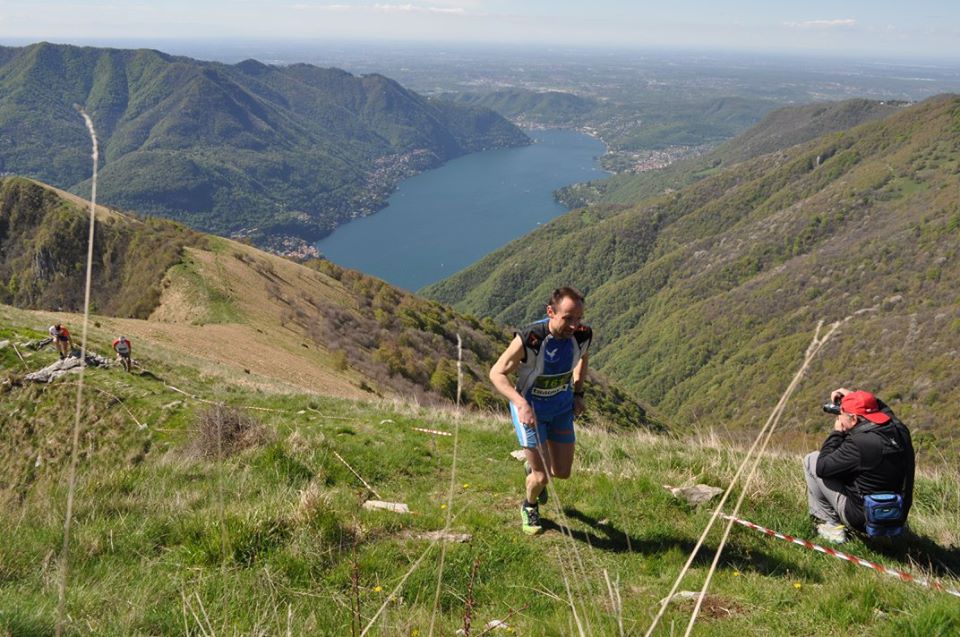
left=351, top=544, right=361, bottom=637
left=295, top=481, right=331, bottom=525
left=462, top=557, right=480, bottom=637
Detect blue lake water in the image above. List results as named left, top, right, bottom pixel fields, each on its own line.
left=315, top=129, right=606, bottom=291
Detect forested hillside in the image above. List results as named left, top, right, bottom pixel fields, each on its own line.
left=557, top=98, right=906, bottom=208
left=424, top=94, right=960, bottom=445
left=0, top=177, right=203, bottom=318
left=0, top=42, right=528, bottom=253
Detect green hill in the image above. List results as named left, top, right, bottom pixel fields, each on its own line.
left=0, top=42, right=529, bottom=253
left=0, top=177, right=204, bottom=318
left=603, top=95, right=773, bottom=151
left=423, top=94, right=960, bottom=447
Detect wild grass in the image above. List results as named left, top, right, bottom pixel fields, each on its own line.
left=2, top=358, right=959, bottom=636
left=1, top=308, right=958, bottom=635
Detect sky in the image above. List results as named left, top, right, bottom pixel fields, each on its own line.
left=1, top=1, right=959, bottom=61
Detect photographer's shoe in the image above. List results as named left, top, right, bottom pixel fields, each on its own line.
left=524, top=461, right=548, bottom=505
left=816, top=523, right=847, bottom=544
left=520, top=502, right=543, bottom=535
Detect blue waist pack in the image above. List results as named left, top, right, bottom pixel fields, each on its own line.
left=863, top=492, right=905, bottom=538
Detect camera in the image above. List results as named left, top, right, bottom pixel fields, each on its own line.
left=822, top=401, right=841, bottom=415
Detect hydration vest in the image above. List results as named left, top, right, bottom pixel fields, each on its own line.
left=514, top=320, right=592, bottom=400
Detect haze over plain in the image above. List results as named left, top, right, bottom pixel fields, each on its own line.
left=3, top=1, right=960, bottom=60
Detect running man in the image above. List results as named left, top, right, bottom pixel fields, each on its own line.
left=489, top=287, right=592, bottom=535
left=49, top=323, right=72, bottom=360
left=113, top=335, right=132, bottom=372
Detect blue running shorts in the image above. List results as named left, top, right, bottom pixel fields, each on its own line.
left=510, top=403, right=576, bottom=448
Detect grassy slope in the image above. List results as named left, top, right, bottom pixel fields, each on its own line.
left=423, top=95, right=960, bottom=444
left=1, top=305, right=958, bottom=635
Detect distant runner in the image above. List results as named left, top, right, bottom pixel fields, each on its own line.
left=113, top=335, right=132, bottom=372
left=489, top=287, right=592, bottom=535
left=48, top=323, right=72, bottom=360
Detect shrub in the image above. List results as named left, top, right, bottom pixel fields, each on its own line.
left=429, top=359, right=459, bottom=402
left=187, top=405, right=270, bottom=459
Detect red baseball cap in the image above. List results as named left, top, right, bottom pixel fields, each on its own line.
left=841, top=391, right=891, bottom=424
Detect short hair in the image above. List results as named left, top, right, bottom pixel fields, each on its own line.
left=549, top=286, right=584, bottom=309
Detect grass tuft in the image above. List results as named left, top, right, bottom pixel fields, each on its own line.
left=186, top=405, right=271, bottom=459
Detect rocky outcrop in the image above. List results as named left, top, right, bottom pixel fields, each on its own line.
left=24, top=352, right=113, bottom=383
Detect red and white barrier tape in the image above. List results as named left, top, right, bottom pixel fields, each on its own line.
left=724, top=515, right=960, bottom=598
left=412, top=427, right=452, bottom=437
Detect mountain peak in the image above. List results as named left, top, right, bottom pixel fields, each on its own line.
left=235, top=58, right=271, bottom=75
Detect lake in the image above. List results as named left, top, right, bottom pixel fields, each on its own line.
left=315, top=129, right=606, bottom=291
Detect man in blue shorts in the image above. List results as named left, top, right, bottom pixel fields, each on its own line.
left=489, top=287, right=592, bottom=535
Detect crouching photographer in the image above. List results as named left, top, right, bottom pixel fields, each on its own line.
left=803, top=388, right=915, bottom=544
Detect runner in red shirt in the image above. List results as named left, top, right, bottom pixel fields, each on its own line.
left=112, top=335, right=132, bottom=372
left=49, top=323, right=72, bottom=360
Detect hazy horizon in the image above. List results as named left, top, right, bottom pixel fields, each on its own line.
left=2, top=36, right=960, bottom=68
left=2, top=1, right=959, bottom=62
left=5, top=36, right=959, bottom=108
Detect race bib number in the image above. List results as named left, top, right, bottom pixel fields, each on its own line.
left=530, top=372, right=572, bottom=398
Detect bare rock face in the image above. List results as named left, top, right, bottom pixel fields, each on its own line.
left=24, top=352, right=113, bottom=383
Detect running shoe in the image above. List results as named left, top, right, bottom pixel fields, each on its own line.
left=524, top=461, right=548, bottom=505
left=816, top=522, right=847, bottom=544
left=520, top=502, right=543, bottom=535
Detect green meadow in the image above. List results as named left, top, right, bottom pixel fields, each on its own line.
left=2, top=312, right=958, bottom=636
